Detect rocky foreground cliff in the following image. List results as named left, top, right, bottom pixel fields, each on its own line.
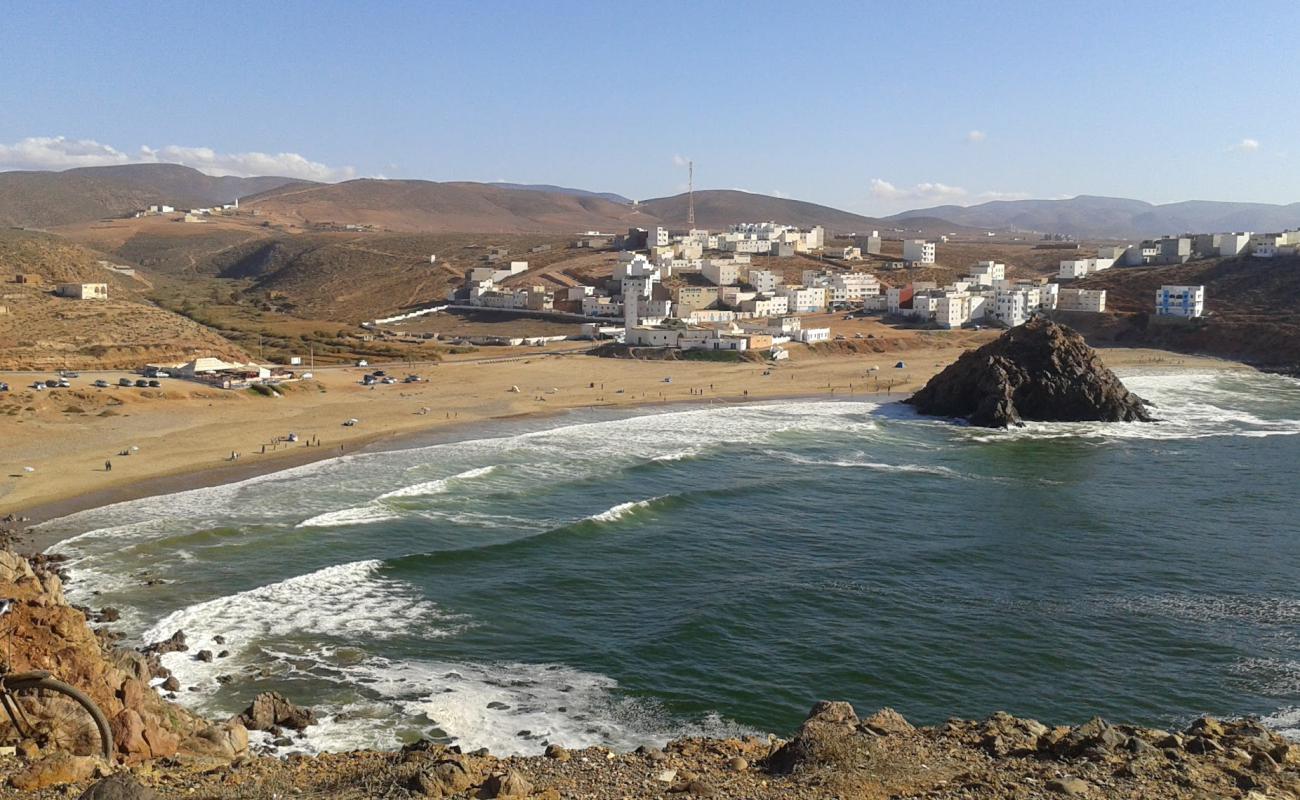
left=907, top=318, right=1153, bottom=428
left=2, top=550, right=1298, bottom=799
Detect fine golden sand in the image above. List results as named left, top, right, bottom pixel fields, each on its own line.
left=0, top=340, right=1244, bottom=520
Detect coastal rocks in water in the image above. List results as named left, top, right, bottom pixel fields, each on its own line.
left=238, top=691, right=317, bottom=731
left=141, top=629, right=187, bottom=656
left=906, top=318, right=1153, bottom=428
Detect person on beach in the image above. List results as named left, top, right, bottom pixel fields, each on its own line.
left=105, top=460, right=112, bottom=472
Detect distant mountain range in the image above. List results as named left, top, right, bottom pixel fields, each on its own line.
left=888, top=195, right=1300, bottom=239
left=240, top=181, right=913, bottom=235
left=7, top=164, right=1296, bottom=240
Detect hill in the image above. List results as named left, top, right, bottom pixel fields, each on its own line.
left=0, top=164, right=310, bottom=229
left=0, top=230, right=248, bottom=369
left=246, top=182, right=934, bottom=235
left=1061, top=254, right=1300, bottom=373
left=637, top=189, right=886, bottom=233
left=890, top=195, right=1300, bottom=239
left=243, top=179, right=654, bottom=234
left=489, top=182, right=632, bottom=204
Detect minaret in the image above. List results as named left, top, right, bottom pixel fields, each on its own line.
left=687, top=160, right=695, bottom=228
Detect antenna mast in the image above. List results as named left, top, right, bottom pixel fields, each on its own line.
left=687, top=160, right=695, bottom=228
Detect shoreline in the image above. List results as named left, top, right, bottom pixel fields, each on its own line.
left=16, top=391, right=892, bottom=552
left=3, top=347, right=1249, bottom=544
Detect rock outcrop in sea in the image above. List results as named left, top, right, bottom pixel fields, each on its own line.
left=906, top=318, right=1154, bottom=428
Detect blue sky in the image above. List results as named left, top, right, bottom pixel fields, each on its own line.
left=2, top=0, right=1297, bottom=215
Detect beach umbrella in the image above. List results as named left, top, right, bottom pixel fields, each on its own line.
left=22, top=466, right=35, bottom=473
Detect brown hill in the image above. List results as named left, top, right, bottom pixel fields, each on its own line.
left=0, top=164, right=309, bottom=229
left=0, top=230, right=249, bottom=369
left=204, top=231, right=575, bottom=322
left=637, top=189, right=884, bottom=232
left=1055, top=254, right=1300, bottom=374
left=244, top=179, right=656, bottom=234
left=246, top=181, right=953, bottom=236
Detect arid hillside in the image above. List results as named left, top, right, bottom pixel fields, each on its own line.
left=0, top=231, right=248, bottom=370
left=1060, top=255, right=1300, bottom=373
left=244, top=179, right=656, bottom=234
left=0, top=164, right=306, bottom=228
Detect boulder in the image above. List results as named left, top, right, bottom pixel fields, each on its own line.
left=482, top=769, right=532, bottom=799
left=10, top=753, right=102, bottom=791
left=238, top=691, right=316, bottom=731
left=411, top=753, right=481, bottom=797
left=78, top=774, right=161, bottom=800
left=906, top=319, right=1152, bottom=428
left=861, top=707, right=915, bottom=736
left=766, top=700, right=863, bottom=774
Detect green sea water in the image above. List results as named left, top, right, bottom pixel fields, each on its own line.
left=40, top=369, right=1300, bottom=754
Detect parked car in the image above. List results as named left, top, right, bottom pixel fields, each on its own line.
left=343, top=418, right=358, bottom=427
left=403, top=374, right=420, bottom=383
left=119, top=378, right=133, bottom=387
left=144, top=368, right=171, bottom=378
left=93, top=379, right=110, bottom=388
left=372, top=370, right=386, bottom=377
left=355, top=359, right=368, bottom=367
left=0, top=382, right=8, bottom=392
left=135, top=379, right=149, bottom=387
left=147, top=379, right=161, bottom=388
left=61, top=371, right=80, bottom=378
left=300, top=372, right=314, bottom=380
left=44, top=379, right=60, bottom=388
left=381, top=376, right=397, bottom=384
left=57, top=379, right=70, bottom=388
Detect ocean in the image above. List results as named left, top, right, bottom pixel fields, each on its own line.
left=38, top=368, right=1300, bottom=755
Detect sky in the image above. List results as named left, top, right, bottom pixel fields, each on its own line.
left=2, top=0, right=1297, bottom=216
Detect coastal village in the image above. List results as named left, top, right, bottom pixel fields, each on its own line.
left=12, top=216, right=1298, bottom=392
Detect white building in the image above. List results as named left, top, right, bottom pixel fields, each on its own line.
left=740, top=296, right=790, bottom=317
left=828, top=273, right=880, bottom=305
left=702, top=260, right=741, bottom=286
left=1155, top=285, right=1205, bottom=318
left=934, top=294, right=972, bottom=329
left=902, top=240, right=935, bottom=264
left=56, top=283, right=108, bottom=300
left=748, top=268, right=779, bottom=293
left=778, top=285, right=827, bottom=314
left=1219, top=233, right=1252, bottom=257
left=1059, top=257, right=1115, bottom=279
left=1057, top=287, right=1107, bottom=312
left=582, top=296, right=622, bottom=317
left=649, top=226, right=670, bottom=249
left=969, top=261, right=1006, bottom=287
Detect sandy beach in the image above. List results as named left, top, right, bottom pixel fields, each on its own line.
left=0, top=338, right=1246, bottom=526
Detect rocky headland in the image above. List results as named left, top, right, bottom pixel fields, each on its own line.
left=1, top=550, right=1297, bottom=799
left=906, top=318, right=1153, bottom=428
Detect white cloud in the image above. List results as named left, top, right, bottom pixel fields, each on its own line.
left=965, top=129, right=987, bottom=144
left=0, top=135, right=355, bottom=181
left=869, top=178, right=1028, bottom=213
left=1229, top=138, right=1261, bottom=153
left=672, top=154, right=691, bottom=167
left=140, top=145, right=355, bottom=181
left=0, top=136, right=132, bottom=170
